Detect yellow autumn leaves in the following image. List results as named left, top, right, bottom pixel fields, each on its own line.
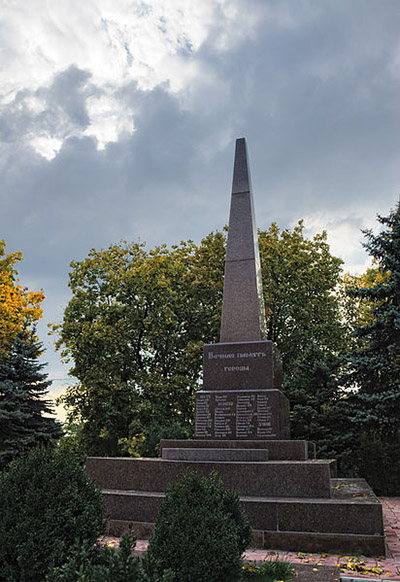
left=0, top=240, right=44, bottom=353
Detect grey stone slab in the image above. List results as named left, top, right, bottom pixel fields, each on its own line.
left=278, top=500, right=383, bottom=535
left=195, top=389, right=289, bottom=440
left=231, top=137, right=253, bottom=195
left=220, top=138, right=267, bottom=342
left=225, top=192, right=255, bottom=262
left=203, top=341, right=282, bottom=390
left=87, top=457, right=333, bottom=498
left=220, top=260, right=267, bottom=342
left=160, top=439, right=314, bottom=460
left=242, top=480, right=383, bottom=535
left=260, top=530, right=385, bottom=557
left=103, top=489, right=163, bottom=523
left=330, top=477, right=383, bottom=502
left=101, top=477, right=384, bottom=556
left=161, top=447, right=269, bottom=461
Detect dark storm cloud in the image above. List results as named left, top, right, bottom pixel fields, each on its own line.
left=0, top=66, right=92, bottom=144
left=194, top=0, right=400, bottom=223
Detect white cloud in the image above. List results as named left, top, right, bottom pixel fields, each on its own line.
left=27, top=134, right=63, bottom=160
left=0, top=0, right=269, bottom=158
left=0, top=0, right=234, bottom=156
left=84, top=94, right=134, bottom=149
left=300, top=205, right=388, bottom=275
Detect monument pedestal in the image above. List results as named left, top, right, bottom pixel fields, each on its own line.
left=198, top=340, right=290, bottom=440
left=86, top=449, right=384, bottom=556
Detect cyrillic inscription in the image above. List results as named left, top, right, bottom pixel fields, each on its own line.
left=195, top=391, right=278, bottom=439
left=208, top=351, right=266, bottom=360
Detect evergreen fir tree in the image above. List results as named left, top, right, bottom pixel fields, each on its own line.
left=0, top=327, right=62, bottom=467
left=346, top=201, right=400, bottom=494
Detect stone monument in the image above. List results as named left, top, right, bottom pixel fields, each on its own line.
left=196, top=138, right=289, bottom=442
left=86, top=138, right=385, bottom=556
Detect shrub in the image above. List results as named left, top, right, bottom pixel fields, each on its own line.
left=148, top=470, right=252, bottom=582
left=0, top=447, right=106, bottom=582
left=49, top=529, right=175, bottom=582
left=242, top=559, right=294, bottom=582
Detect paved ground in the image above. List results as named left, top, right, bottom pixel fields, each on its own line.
left=103, top=496, right=400, bottom=581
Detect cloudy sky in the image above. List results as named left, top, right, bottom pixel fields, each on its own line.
left=1, top=0, right=399, bottom=417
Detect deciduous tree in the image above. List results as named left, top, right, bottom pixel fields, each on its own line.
left=0, top=240, right=44, bottom=353
left=55, top=233, right=225, bottom=456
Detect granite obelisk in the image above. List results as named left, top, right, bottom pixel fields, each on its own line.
left=220, top=138, right=267, bottom=342
left=195, top=138, right=289, bottom=440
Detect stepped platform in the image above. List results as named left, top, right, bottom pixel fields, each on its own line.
left=160, top=438, right=316, bottom=460
left=87, top=456, right=335, bottom=499
left=86, top=449, right=385, bottom=556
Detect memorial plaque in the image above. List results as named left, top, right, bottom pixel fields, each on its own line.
left=195, top=389, right=289, bottom=440
left=203, top=340, right=282, bottom=390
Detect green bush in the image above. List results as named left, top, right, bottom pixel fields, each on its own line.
left=148, top=470, right=252, bottom=582
left=242, top=559, right=294, bottom=582
left=0, top=447, right=106, bottom=582
left=48, top=529, right=175, bottom=582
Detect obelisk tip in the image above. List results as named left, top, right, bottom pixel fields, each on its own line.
left=232, top=138, right=251, bottom=195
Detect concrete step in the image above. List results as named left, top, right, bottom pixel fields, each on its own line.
left=160, top=439, right=316, bottom=460
left=102, top=480, right=384, bottom=556
left=161, top=447, right=269, bottom=461
left=87, top=456, right=334, bottom=498
left=102, top=480, right=383, bottom=536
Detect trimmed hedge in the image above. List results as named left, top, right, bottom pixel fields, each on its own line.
left=0, top=447, right=106, bottom=582
left=148, top=470, right=252, bottom=582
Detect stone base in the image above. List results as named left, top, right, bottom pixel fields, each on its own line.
left=101, top=479, right=384, bottom=556
left=87, top=456, right=334, bottom=498
left=162, top=447, right=269, bottom=461
left=160, top=439, right=316, bottom=460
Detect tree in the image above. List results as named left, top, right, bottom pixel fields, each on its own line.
left=0, top=240, right=44, bottom=353
left=54, top=233, right=225, bottom=456
left=55, top=223, right=346, bottom=458
left=340, top=268, right=391, bottom=346
left=0, top=327, right=62, bottom=467
left=345, top=202, right=400, bottom=494
left=258, top=221, right=348, bottom=407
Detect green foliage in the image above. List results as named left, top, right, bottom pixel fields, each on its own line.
left=56, top=422, right=89, bottom=464
left=0, top=447, right=106, bottom=582
left=148, top=470, right=252, bottom=582
left=285, top=344, right=340, bottom=442
left=259, top=221, right=346, bottom=382
left=242, top=559, right=294, bottom=582
left=345, top=202, right=400, bottom=494
left=0, top=327, right=62, bottom=468
left=48, top=529, right=175, bottom=582
left=54, top=233, right=225, bottom=456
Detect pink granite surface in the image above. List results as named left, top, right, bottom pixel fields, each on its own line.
left=102, top=496, right=400, bottom=580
